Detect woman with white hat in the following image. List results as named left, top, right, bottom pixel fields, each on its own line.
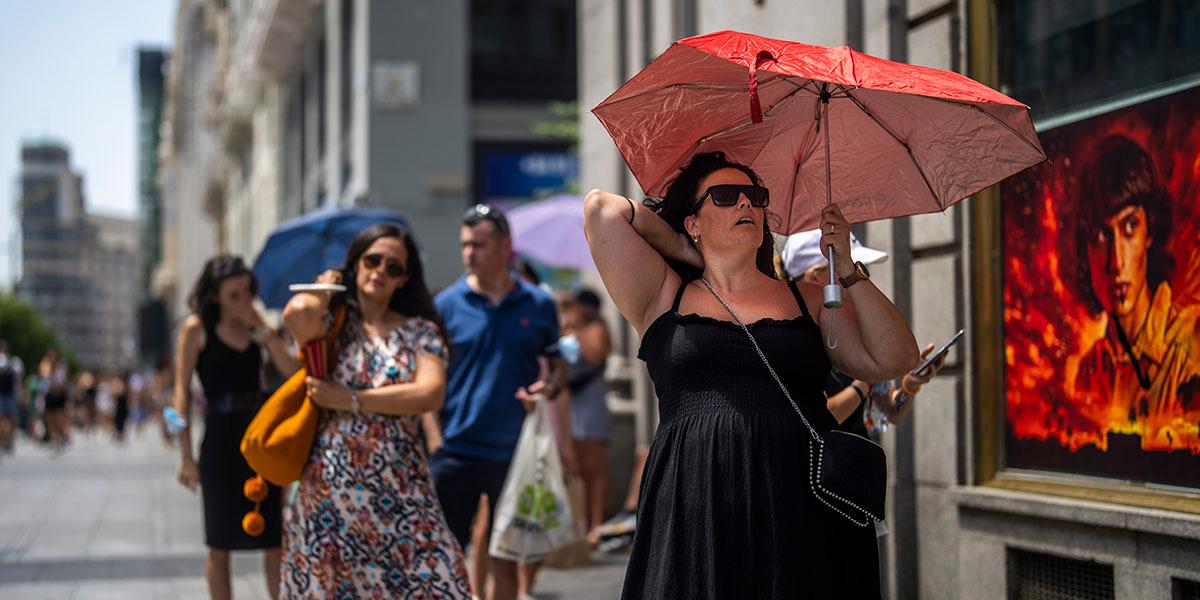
left=782, top=230, right=947, bottom=434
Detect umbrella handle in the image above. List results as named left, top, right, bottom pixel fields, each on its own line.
left=823, top=247, right=843, bottom=309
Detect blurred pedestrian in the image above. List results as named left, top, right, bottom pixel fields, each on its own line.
left=73, top=371, right=99, bottom=439
left=429, top=204, right=569, bottom=600
left=511, top=267, right=583, bottom=600
left=583, top=151, right=919, bottom=598
left=0, top=340, right=24, bottom=454
left=593, top=446, right=649, bottom=553
left=128, top=369, right=149, bottom=431
left=559, top=288, right=613, bottom=545
left=173, top=255, right=300, bottom=600
left=96, top=375, right=114, bottom=433
left=38, top=348, right=70, bottom=450
left=21, top=368, right=41, bottom=440
left=111, top=372, right=130, bottom=443
left=281, top=223, right=470, bottom=597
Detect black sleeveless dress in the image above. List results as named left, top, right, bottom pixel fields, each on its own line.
left=196, top=323, right=283, bottom=550
left=623, top=280, right=881, bottom=599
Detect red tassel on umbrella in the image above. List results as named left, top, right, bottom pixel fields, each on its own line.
left=748, top=50, right=774, bottom=124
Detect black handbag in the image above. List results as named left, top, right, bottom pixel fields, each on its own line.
left=699, top=279, right=886, bottom=527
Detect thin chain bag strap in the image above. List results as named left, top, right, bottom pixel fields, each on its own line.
left=698, top=278, right=881, bottom=527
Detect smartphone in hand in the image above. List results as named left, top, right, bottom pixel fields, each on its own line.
left=915, top=329, right=964, bottom=376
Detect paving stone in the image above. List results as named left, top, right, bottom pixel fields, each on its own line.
left=0, top=429, right=628, bottom=599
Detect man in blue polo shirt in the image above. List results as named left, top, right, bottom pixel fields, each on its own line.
left=431, top=204, right=568, bottom=600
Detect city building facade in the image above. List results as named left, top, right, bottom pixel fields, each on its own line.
left=159, top=0, right=579, bottom=312
left=85, top=214, right=140, bottom=372
left=579, top=0, right=1200, bottom=598
left=157, top=0, right=222, bottom=327
left=137, top=48, right=170, bottom=365
left=17, top=143, right=139, bottom=372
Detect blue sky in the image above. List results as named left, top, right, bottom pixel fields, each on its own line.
left=0, top=0, right=174, bottom=289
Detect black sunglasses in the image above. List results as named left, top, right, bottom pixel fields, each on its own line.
left=462, top=204, right=510, bottom=236
left=361, top=253, right=406, bottom=279
left=693, top=184, right=770, bottom=212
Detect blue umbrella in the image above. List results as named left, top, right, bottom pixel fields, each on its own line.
left=252, top=205, right=410, bottom=308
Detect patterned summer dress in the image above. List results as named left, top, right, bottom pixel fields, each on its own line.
left=281, top=316, right=471, bottom=599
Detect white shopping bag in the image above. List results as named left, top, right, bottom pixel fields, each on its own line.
left=489, top=399, right=575, bottom=562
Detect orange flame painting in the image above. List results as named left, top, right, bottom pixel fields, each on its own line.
left=1001, top=85, right=1200, bottom=487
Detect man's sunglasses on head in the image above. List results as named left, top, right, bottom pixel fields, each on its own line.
left=462, top=203, right=510, bottom=236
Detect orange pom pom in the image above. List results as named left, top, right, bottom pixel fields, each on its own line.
left=242, top=511, right=265, bottom=536
left=243, top=476, right=268, bottom=502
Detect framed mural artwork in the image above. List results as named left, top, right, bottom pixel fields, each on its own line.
left=1001, top=85, right=1200, bottom=489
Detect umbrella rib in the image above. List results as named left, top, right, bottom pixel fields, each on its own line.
left=918, top=95, right=1046, bottom=159
left=778, top=77, right=823, bottom=97
left=843, top=89, right=942, bottom=209
left=596, top=76, right=793, bottom=110
left=696, top=82, right=816, bottom=145
left=783, top=104, right=825, bottom=232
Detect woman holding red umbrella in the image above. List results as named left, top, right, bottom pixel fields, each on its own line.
left=583, top=151, right=918, bottom=598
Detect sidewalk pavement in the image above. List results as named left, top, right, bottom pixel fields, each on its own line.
left=0, top=428, right=628, bottom=599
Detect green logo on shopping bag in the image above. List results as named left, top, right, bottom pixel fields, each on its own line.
left=517, top=482, right=562, bottom=530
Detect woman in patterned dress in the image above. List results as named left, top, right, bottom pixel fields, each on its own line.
left=281, top=223, right=471, bottom=598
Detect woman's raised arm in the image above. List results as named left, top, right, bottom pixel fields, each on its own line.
left=583, top=189, right=697, bottom=334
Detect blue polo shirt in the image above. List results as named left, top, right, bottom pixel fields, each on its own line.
left=435, top=276, right=560, bottom=462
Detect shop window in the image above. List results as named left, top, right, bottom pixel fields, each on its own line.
left=999, top=84, right=1200, bottom=489
left=993, top=0, right=1200, bottom=494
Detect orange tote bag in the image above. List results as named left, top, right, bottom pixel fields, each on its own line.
left=241, top=305, right=346, bottom=486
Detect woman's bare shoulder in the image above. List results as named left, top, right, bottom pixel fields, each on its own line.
left=181, top=313, right=203, bottom=330
left=180, top=314, right=205, bottom=340
left=776, top=278, right=823, bottom=316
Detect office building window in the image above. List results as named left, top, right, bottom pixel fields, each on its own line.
left=997, top=0, right=1200, bottom=119
left=471, top=0, right=577, bottom=101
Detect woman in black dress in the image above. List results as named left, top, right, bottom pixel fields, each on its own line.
left=111, top=372, right=130, bottom=442
left=583, top=152, right=920, bottom=598
left=173, top=256, right=300, bottom=600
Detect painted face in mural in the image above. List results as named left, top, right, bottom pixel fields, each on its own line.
left=1085, top=204, right=1151, bottom=318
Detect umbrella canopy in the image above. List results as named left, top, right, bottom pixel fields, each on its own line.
left=592, top=30, right=1046, bottom=233
left=507, top=195, right=595, bottom=271
left=252, top=206, right=410, bottom=308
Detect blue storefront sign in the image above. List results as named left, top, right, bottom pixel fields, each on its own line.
left=480, top=149, right=578, bottom=202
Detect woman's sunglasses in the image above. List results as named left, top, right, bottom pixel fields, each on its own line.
left=361, top=253, right=406, bottom=279
left=693, top=184, right=770, bottom=212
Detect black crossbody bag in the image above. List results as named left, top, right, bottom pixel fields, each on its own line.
left=700, top=279, right=886, bottom=527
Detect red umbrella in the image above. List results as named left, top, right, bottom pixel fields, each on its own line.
left=593, top=30, right=1046, bottom=235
